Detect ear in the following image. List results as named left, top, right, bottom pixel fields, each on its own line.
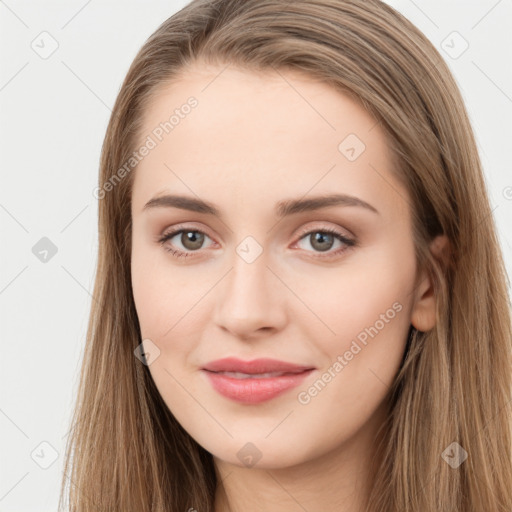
left=410, top=234, right=450, bottom=332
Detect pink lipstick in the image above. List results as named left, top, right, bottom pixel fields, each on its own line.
left=202, top=357, right=315, bottom=404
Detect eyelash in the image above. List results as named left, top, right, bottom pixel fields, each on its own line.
left=157, top=225, right=357, bottom=260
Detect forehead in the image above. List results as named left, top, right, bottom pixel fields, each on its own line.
left=141, top=62, right=381, bottom=144
left=132, top=62, right=408, bottom=221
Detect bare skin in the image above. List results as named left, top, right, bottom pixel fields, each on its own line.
left=130, top=62, right=447, bottom=512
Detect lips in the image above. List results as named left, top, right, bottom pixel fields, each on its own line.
left=201, top=357, right=315, bottom=404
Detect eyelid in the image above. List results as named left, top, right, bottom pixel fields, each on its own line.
left=293, top=221, right=354, bottom=241
left=158, top=222, right=215, bottom=241
left=157, top=223, right=217, bottom=248
left=290, top=225, right=356, bottom=258
left=157, top=223, right=352, bottom=244
left=157, top=222, right=356, bottom=258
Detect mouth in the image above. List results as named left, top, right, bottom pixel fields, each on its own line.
left=201, top=359, right=315, bottom=404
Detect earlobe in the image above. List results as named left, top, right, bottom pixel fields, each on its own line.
left=410, top=235, right=450, bottom=332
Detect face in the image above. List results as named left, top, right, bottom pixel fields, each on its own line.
left=130, top=62, right=431, bottom=470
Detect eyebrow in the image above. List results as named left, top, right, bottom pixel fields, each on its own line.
left=142, top=193, right=379, bottom=217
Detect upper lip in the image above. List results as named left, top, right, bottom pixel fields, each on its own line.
left=202, top=357, right=314, bottom=374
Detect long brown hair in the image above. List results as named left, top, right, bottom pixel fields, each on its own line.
left=59, top=1, right=512, bottom=510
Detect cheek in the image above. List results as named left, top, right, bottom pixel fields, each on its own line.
left=131, top=246, right=204, bottom=411
left=292, top=238, right=416, bottom=350
left=131, top=243, right=215, bottom=408
left=288, top=253, right=415, bottom=459
left=131, top=240, right=204, bottom=341
left=288, top=241, right=416, bottom=434
left=131, top=247, right=165, bottom=337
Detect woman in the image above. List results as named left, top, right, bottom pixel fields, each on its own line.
left=60, top=0, right=512, bottom=510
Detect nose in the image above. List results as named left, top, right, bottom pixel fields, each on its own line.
left=212, top=249, right=288, bottom=340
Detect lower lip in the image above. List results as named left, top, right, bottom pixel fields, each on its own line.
left=202, top=369, right=314, bottom=404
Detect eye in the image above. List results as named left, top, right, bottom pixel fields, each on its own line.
left=294, top=227, right=356, bottom=258
left=157, top=226, right=215, bottom=258
left=157, top=225, right=357, bottom=260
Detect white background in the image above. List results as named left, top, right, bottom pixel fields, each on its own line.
left=1, top=0, right=511, bottom=510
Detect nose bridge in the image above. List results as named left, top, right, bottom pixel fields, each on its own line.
left=230, top=244, right=270, bottom=300
left=213, top=239, right=287, bottom=336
